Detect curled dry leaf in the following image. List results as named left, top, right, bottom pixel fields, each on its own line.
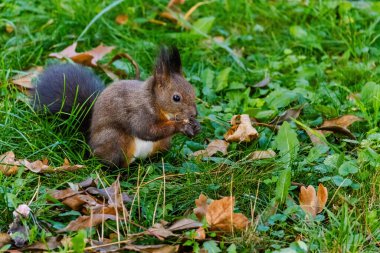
left=269, top=106, right=304, bottom=125
left=299, top=183, right=328, bottom=217
left=11, top=66, right=43, bottom=92
left=58, top=214, right=117, bottom=232
left=224, top=114, right=259, bottom=143
left=115, top=14, right=128, bottom=25
left=249, top=149, right=276, bottom=160
left=192, top=139, right=229, bottom=157
left=194, top=194, right=249, bottom=232
left=49, top=42, right=115, bottom=67
left=315, top=114, right=363, bottom=139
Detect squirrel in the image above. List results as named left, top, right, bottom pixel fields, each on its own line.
left=32, top=46, right=201, bottom=167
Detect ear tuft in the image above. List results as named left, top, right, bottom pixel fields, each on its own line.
left=154, top=46, right=182, bottom=79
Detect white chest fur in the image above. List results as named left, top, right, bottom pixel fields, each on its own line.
left=133, top=138, right=155, bottom=159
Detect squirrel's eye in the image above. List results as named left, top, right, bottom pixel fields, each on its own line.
left=173, top=94, right=181, bottom=102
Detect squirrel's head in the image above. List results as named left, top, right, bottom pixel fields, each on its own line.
left=151, top=46, right=197, bottom=121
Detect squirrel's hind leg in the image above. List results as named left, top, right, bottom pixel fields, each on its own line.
left=89, top=127, right=132, bottom=168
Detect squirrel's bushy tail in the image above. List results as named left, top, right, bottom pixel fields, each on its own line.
left=32, top=63, right=105, bottom=130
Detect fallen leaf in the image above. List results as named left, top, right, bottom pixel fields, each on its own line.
left=58, top=214, right=117, bottom=232
left=168, top=0, right=185, bottom=8
left=321, top=115, right=362, bottom=128
left=11, top=67, right=43, bottom=92
left=249, top=150, right=276, bottom=160
left=147, top=223, right=176, bottom=240
left=168, top=218, right=203, bottom=231
left=23, top=236, right=62, bottom=251
left=0, top=151, right=19, bottom=176
left=194, top=194, right=249, bottom=232
left=269, top=106, right=304, bottom=125
left=22, top=158, right=84, bottom=173
left=49, top=188, right=99, bottom=211
left=0, top=233, right=12, bottom=248
left=299, top=183, right=328, bottom=217
left=206, top=196, right=249, bottom=232
left=195, top=227, right=206, bottom=240
left=253, top=76, right=270, bottom=88
left=86, top=178, right=132, bottom=207
left=315, top=115, right=363, bottom=139
left=194, top=194, right=208, bottom=221
left=224, top=114, right=259, bottom=142
left=122, top=244, right=179, bottom=253
left=306, top=129, right=325, bottom=145
left=115, top=14, right=128, bottom=25
left=192, top=140, right=229, bottom=157
left=49, top=42, right=115, bottom=67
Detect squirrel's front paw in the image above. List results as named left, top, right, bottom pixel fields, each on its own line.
left=189, top=118, right=201, bottom=135
left=179, top=122, right=195, bottom=137
left=178, top=118, right=201, bottom=137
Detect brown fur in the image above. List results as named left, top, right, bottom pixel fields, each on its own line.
left=89, top=47, right=200, bottom=167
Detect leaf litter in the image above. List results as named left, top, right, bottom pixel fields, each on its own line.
left=0, top=151, right=84, bottom=175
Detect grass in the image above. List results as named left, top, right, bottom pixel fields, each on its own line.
left=1, top=0, right=380, bottom=252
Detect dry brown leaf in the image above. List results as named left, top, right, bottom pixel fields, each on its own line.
left=0, top=233, right=11, bottom=248
left=168, top=218, right=202, bottom=231
left=0, top=151, right=19, bottom=176
left=205, top=196, right=249, bottom=232
left=58, top=214, right=117, bottom=232
left=269, top=106, right=304, bottom=125
left=321, top=115, right=362, bottom=128
left=23, top=236, right=62, bottom=251
left=115, top=14, right=128, bottom=25
left=314, top=115, right=363, bottom=140
left=192, top=139, right=229, bottom=157
left=306, top=129, right=325, bottom=145
left=194, top=195, right=249, bottom=232
left=147, top=223, right=176, bottom=240
left=50, top=188, right=99, bottom=210
left=168, top=0, right=185, bottom=7
left=49, top=42, right=115, bottom=67
left=299, top=183, right=328, bottom=217
left=224, top=114, right=259, bottom=142
left=195, top=227, right=206, bottom=240
left=123, top=244, right=179, bottom=253
left=194, top=194, right=208, bottom=221
left=11, top=66, right=43, bottom=91
left=22, top=158, right=84, bottom=173
left=249, top=150, right=276, bottom=160
left=316, top=183, right=328, bottom=213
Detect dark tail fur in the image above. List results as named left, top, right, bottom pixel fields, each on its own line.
left=32, top=63, right=105, bottom=131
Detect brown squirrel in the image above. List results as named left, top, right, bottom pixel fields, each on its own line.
left=32, top=46, right=201, bottom=167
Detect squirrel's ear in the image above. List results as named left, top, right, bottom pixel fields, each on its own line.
left=153, top=46, right=182, bottom=85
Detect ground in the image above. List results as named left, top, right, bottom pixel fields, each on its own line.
left=1, top=0, right=380, bottom=252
